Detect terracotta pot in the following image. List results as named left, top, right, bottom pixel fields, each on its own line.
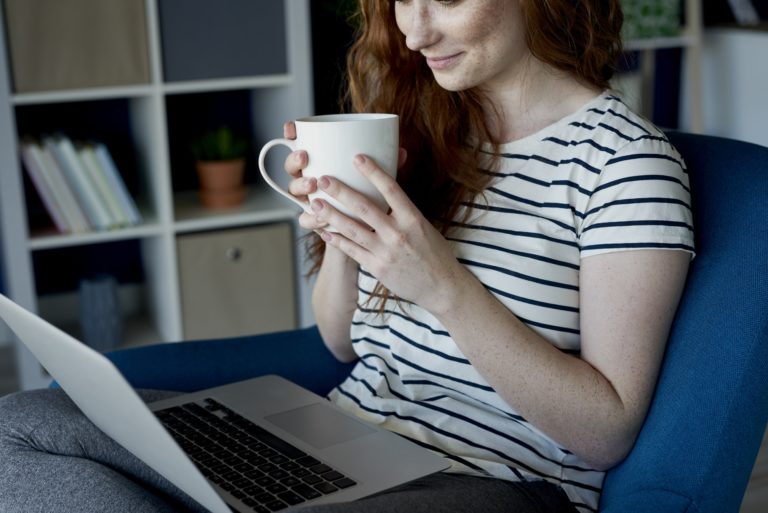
left=196, top=159, right=246, bottom=208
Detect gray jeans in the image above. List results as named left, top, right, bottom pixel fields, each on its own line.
left=0, top=389, right=577, bottom=513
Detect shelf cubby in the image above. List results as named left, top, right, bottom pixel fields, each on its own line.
left=14, top=97, right=160, bottom=241
left=0, top=0, right=314, bottom=389
left=3, top=0, right=151, bottom=93
left=165, top=89, right=257, bottom=193
left=157, top=0, right=287, bottom=82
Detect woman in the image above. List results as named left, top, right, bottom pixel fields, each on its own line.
left=0, top=1, right=693, bottom=512
left=285, top=0, right=692, bottom=511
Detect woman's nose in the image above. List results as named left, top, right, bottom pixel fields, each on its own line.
left=402, top=6, right=439, bottom=52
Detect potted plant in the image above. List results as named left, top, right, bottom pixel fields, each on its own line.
left=191, top=126, right=249, bottom=208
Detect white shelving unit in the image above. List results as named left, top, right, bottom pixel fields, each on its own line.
left=622, top=0, right=704, bottom=132
left=0, top=0, right=314, bottom=390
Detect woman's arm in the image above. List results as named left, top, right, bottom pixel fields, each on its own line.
left=311, top=245, right=359, bottom=363
left=429, top=249, right=689, bottom=470
left=313, top=154, right=690, bottom=470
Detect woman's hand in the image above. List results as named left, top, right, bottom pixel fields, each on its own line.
left=281, top=121, right=329, bottom=232
left=311, top=154, right=472, bottom=315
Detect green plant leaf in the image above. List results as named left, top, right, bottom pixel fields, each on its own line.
left=190, top=126, right=249, bottom=162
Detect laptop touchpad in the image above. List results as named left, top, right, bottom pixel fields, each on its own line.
left=266, top=403, right=376, bottom=449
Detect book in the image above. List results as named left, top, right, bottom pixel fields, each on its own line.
left=93, top=142, right=142, bottom=225
left=19, top=139, right=69, bottom=233
left=25, top=139, right=91, bottom=233
left=44, top=135, right=112, bottom=230
left=77, top=144, right=130, bottom=227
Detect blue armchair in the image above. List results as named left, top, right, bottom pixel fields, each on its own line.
left=106, top=131, right=768, bottom=512
left=598, top=131, right=768, bottom=512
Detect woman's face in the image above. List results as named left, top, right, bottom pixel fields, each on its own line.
left=394, top=0, right=529, bottom=93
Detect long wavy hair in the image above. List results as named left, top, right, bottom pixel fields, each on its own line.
left=306, top=0, right=624, bottom=300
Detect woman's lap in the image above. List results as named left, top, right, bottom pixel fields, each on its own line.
left=0, top=328, right=575, bottom=512
left=0, top=328, right=354, bottom=512
left=0, top=388, right=576, bottom=513
left=0, top=388, right=206, bottom=513
left=302, top=472, right=576, bottom=513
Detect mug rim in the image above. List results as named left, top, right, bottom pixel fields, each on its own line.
left=295, top=113, right=397, bottom=123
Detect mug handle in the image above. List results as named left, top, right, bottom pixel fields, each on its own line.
left=258, top=138, right=310, bottom=212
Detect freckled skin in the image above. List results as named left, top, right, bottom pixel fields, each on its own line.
left=395, top=0, right=601, bottom=142
left=395, top=0, right=529, bottom=94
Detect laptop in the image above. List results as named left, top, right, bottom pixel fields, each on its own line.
left=0, top=294, right=448, bottom=513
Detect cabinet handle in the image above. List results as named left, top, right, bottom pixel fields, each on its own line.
left=226, top=247, right=242, bottom=262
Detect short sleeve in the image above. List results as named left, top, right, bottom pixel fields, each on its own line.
left=577, top=137, right=695, bottom=259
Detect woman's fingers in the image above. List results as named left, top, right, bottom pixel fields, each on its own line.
left=298, top=210, right=329, bottom=232
left=282, top=121, right=297, bottom=140
left=284, top=149, right=308, bottom=178
left=312, top=153, right=411, bottom=237
left=288, top=176, right=317, bottom=197
left=282, top=122, right=306, bottom=186
left=282, top=120, right=323, bottom=229
left=353, top=154, right=411, bottom=213
left=315, top=175, right=389, bottom=233
left=311, top=199, right=376, bottom=259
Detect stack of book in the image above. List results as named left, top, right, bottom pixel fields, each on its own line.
left=20, top=134, right=143, bottom=234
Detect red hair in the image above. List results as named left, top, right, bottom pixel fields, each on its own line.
left=306, top=0, right=624, bottom=283
left=521, top=0, right=624, bottom=90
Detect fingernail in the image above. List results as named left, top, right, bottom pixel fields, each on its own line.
left=318, top=176, right=330, bottom=189
left=354, top=154, right=365, bottom=165
left=311, top=200, right=323, bottom=212
left=320, top=230, right=333, bottom=242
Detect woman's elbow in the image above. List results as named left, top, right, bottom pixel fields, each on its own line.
left=584, top=445, right=632, bottom=472
left=579, top=427, right=640, bottom=471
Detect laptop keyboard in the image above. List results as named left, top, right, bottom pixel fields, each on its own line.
left=155, top=398, right=357, bottom=512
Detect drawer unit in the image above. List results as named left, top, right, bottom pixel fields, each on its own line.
left=177, top=223, right=296, bottom=340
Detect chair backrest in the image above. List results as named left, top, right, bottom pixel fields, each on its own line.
left=599, top=132, right=768, bottom=512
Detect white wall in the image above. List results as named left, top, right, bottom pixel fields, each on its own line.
left=683, top=27, right=768, bottom=147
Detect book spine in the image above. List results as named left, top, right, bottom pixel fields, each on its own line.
left=94, top=143, right=142, bottom=225
left=19, top=140, right=69, bottom=233
left=78, top=145, right=130, bottom=227
left=50, top=135, right=113, bottom=230
left=37, top=142, right=91, bottom=232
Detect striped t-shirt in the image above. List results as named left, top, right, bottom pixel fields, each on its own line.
left=327, top=93, right=695, bottom=512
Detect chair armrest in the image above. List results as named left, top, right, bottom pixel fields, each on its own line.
left=600, top=488, right=697, bottom=513
left=103, top=326, right=356, bottom=396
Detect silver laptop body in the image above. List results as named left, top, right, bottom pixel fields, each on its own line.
left=0, top=294, right=448, bottom=513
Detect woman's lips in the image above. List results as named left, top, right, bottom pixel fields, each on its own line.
left=425, top=53, right=462, bottom=70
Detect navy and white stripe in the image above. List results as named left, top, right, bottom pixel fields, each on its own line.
left=328, top=92, right=695, bottom=512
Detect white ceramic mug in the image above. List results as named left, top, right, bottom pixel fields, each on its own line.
left=258, top=113, right=399, bottom=220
